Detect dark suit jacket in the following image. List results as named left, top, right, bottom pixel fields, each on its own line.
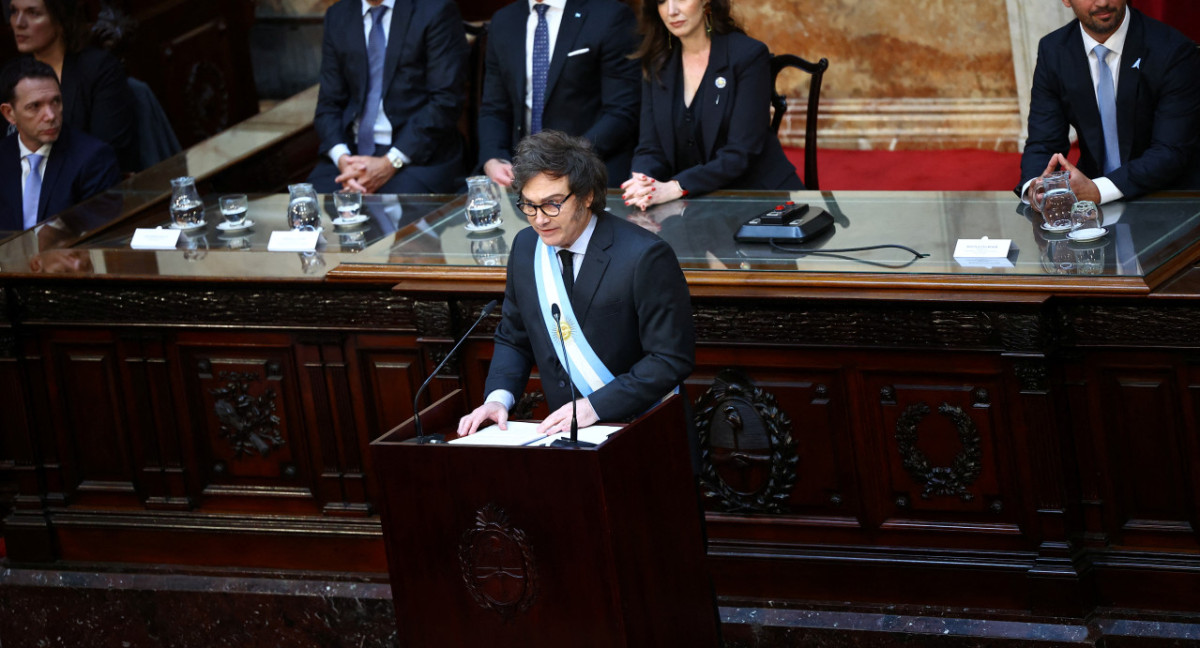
left=484, top=213, right=695, bottom=421
left=59, top=48, right=139, bottom=174
left=0, top=126, right=121, bottom=231
left=632, top=31, right=802, bottom=195
left=313, top=0, right=467, bottom=190
left=1019, top=8, right=1200, bottom=198
left=476, top=0, right=641, bottom=185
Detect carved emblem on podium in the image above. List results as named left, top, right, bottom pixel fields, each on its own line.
left=209, top=371, right=285, bottom=458
left=696, top=369, right=797, bottom=513
left=459, top=504, right=538, bottom=620
left=894, top=402, right=982, bottom=501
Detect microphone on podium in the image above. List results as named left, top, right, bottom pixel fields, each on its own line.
left=550, top=303, right=594, bottom=448
left=412, top=299, right=498, bottom=444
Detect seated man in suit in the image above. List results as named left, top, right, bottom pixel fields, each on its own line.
left=1018, top=0, right=1200, bottom=206
left=477, top=0, right=640, bottom=188
left=309, top=0, right=468, bottom=195
left=0, top=57, right=120, bottom=232
left=458, top=131, right=694, bottom=437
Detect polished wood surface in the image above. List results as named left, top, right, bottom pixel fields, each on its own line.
left=372, top=393, right=719, bottom=647
left=3, top=184, right=1200, bottom=627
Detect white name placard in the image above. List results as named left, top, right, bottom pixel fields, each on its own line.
left=131, top=227, right=182, bottom=250
left=953, top=237, right=1012, bottom=259
left=268, top=229, right=322, bottom=252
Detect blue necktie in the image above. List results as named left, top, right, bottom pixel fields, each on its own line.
left=1094, top=44, right=1121, bottom=175
left=531, top=4, right=550, bottom=134
left=23, top=153, right=43, bottom=229
left=358, top=5, right=388, bottom=156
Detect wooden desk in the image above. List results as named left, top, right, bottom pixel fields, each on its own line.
left=3, top=188, right=1200, bottom=632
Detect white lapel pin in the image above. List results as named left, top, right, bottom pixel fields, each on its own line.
left=1132, top=58, right=1141, bottom=69
left=575, top=12, right=581, bottom=17
left=715, top=76, right=727, bottom=89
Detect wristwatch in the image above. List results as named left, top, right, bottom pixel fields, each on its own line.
left=386, top=149, right=405, bottom=171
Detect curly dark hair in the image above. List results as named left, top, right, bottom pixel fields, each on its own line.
left=632, top=0, right=744, bottom=83
left=512, top=131, right=607, bottom=216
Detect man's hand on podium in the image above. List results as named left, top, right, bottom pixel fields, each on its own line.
left=537, top=397, right=598, bottom=435
left=457, top=401, right=509, bottom=437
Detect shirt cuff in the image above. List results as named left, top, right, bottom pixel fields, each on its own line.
left=1019, top=179, right=1035, bottom=205
left=1093, top=177, right=1124, bottom=205
left=390, top=148, right=411, bottom=165
left=328, top=144, right=351, bottom=166
left=485, top=389, right=514, bottom=411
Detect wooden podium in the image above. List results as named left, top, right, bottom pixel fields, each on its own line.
left=370, top=391, right=720, bottom=647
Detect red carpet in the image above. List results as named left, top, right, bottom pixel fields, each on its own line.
left=786, top=148, right=1022, bottom=192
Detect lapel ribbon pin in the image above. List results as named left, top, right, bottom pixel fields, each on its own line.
left=1132, top=58, right=1141, bottom=69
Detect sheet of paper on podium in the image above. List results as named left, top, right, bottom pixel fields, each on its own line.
left=449, top=421, right=622, bottom=446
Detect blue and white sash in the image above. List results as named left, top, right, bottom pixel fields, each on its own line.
left=533, top=239, right=615, bottom=396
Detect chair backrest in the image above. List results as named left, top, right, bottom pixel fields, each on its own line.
left=770, top=54, right=829, bottom=190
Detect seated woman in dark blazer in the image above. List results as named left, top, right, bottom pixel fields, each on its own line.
left=9, top=0, right=138, bottom=172
left=621, top=0, right=802, bottom=210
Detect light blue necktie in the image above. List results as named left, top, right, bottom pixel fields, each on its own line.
left=1094, top=44, right=1121, bottom=175
left=531, top=4, right=550, bottom=134
left=23, top=153, right=43, bottom=229
left=357, top=5, right=388, bottom=156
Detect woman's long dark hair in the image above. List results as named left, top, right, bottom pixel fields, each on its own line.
left=631, top=0, right=744, bottom=83
left=40, top=0, right=87, bottom=54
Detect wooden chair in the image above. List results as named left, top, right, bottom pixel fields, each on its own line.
left=770, top=54, right=829, bottom=190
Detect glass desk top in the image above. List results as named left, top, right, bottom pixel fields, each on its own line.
left=3, top=188, right=1200, bottom=293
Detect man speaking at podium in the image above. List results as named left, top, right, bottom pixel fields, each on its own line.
left=458, top=131, right=694, bottom=438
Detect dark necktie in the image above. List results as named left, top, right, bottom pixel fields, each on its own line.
left=1094, top=44, right=1120, bottom=175
left=23, top=153, right=43, bottom=229
left=558, top=249, right=574, bottom=300
left=531, top=4, right=550, bottom=134
left=358, top=5, right=388, bottom=156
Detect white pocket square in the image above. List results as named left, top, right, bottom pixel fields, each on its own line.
left=567, top=48, right=590, bottom=57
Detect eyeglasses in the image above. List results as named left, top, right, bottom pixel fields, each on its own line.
left=516, top=192, right=573, bottom=218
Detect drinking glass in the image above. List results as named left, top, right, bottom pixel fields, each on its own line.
left=219, top=194, right=248, bottom=227
left=1070, top=200, right=1101, bottom=231
left=334, top=189, right=362, bottom=221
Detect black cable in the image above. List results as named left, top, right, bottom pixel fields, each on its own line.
left=767, top=241, right=929, bottom=269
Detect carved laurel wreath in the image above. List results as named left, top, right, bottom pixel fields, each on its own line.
left=696, top=374, right=797, bottom=514
left=208, top=371, right=285, bottom=458
left=894, top=402, right=982, bottom=501
left=458, top=504, right=538, bottom=621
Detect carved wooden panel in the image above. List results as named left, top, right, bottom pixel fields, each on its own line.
left=124, top=0, right=259, bottom=148
left=861, top=361, right=1026, bottom=547
left=690, top=359, right=858, bottom=528
left=1089, top=354, right=1200, bottom=550
left=44, top=331, right=142, bottom=509
left=118, top=333, right=191, bottom=510
left=176, top=335, right=317, bottom=514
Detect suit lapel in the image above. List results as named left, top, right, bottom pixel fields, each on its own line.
left=1063, top=25, right=1105, bottom=163
left=38, top=130, right=68, bottom=222
left=572, top=213, right=612, bottom=324
left=0, top=136, right=22, bottom=230
left=544, top=0, right=585, bottom=102
left=700, top=34, right=732, bottom=159
left=1115, top=9, right=1145, bottom=167
left=381, top=0, right=412, bottom=99
left=653, top=53, right=680, bottom=169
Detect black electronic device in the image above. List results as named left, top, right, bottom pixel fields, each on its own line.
left=734, top=202, right=835, bottom=244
